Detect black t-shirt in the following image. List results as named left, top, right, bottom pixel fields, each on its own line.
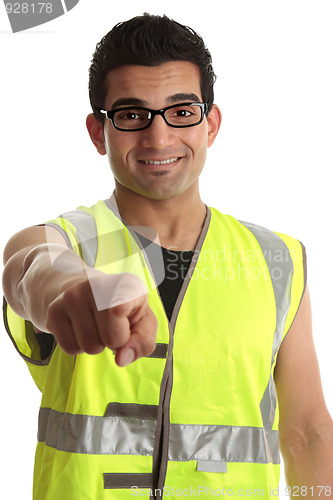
left=156, top=246, right=194, bottom=321
left=135, top=232, right=194, bottom=321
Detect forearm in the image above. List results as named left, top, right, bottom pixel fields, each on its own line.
left=3, top=237, right=156, bottom=360
left=282, top=421, right=333, bottom=498
left=2, top=243, right=87, bottom=331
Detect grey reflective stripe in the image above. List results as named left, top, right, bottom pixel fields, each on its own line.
left=239, top=220, right=294, bottom=431
left=197, top=461, right=228, bottom=473
left=112, top=344, right=167, bottom=359
left=60, top=209, right=98, bottom=268
left=104, top=403, right=159, bottom=419
left=147, top=343, right=168, bottom=359
left=38, top=407, right=156, bottom=455
left=2, top=297, right=56, bottom=367
left=38, top=407, right=279, bottom=464
left=168, top=423, right=280, bottom=465
left=58, top=204, right=165, bottom=287
left=103, top=473, right=153, bottom=489
left=104, top=195, right=165, bottom=288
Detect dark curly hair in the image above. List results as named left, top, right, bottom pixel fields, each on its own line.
left=88, top=13, right=217, bottom=123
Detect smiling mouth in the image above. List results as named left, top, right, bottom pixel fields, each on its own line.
left=140, top=157, right=180, bottom=165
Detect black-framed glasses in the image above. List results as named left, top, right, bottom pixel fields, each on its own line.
left=98, top=102, right=208, bottom=132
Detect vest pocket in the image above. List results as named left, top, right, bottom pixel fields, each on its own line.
left=197, top=461, right=228, bottom=473
left=103, top=472, right=153, bottom=489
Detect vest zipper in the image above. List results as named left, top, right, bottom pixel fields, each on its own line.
left=150, top=209, right=212, bottom=499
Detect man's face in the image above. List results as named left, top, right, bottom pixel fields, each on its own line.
left=88, top=61, right=221, bottom=201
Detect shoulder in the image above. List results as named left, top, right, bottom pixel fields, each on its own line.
left=209, top=207, right=305, bottom=258
left=209, top=207, right=307, bottom=329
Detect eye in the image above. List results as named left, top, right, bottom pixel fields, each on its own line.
left=165, top=104, right=201, bottom=126
left=118, top=111, right=142, bottom=121
left=174, top=109, right=193, bottom=117
left=170, top=107, right=195, bottom=119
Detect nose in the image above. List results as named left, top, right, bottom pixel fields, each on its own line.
left=140, top=114, right=176, bottom=149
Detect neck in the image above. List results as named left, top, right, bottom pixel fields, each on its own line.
left=112, top=182, right=207, bottom=251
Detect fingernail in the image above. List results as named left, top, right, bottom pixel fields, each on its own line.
left=121, top=348, right=135, bottom=367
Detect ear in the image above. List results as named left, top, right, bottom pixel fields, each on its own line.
left=207, top=104, right=222, bottom=148
left=86, top=113, right=107, bottom=155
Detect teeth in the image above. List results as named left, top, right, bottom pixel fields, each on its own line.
left=144, top=158, right=178, bottom=165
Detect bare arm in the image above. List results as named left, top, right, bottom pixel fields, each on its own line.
left=2, top=226, right=157, bottom=366
left=3, top=225, right=71, bottom=321
left=275, top=286, right=333, bottom=497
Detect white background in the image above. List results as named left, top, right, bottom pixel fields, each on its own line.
left=0, top=0, right=332, bottom=497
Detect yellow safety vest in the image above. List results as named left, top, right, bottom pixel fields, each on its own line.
left=3, top=198, right=306, bottom=499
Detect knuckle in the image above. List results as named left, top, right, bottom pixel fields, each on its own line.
left=83, top=343, right=105, bottom=355
left=45, top=300, right=63, bottom=332
left=104, top=329, right=129, bottom=351
left=137, top=334, right=156, bottom=357
left=56, top=336, right=81, bottom=356
left=150, top=310, right=159, bottom=333
left=109, top=302, right=129, bottom=317
left=75, top=326, right=105, bottom=355
left=145, top=307, right=158, bottom=335
left=62, top=283, right=87, bottom=309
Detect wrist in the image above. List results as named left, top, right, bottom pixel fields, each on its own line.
left=17, top=244, right=88, bottom=329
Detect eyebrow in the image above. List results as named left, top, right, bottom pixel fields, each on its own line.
left=167, top=93, right=201, bottom=104
left=111, top=93, right=201, bottom=109
left=111, top=98, right=147, bottom=109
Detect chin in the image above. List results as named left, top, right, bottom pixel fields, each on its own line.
left=116, top=175, right=192, bottom=202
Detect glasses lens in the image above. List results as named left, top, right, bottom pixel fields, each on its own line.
left=113, top=109, right=151, bottom=130
left=165, top=104, right=203, bottom=127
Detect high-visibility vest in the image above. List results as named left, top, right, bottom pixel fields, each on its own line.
left=3, top=198, right=306, bottom=499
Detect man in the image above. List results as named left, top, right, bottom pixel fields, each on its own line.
left=2, top=13, right=333, bottom=499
